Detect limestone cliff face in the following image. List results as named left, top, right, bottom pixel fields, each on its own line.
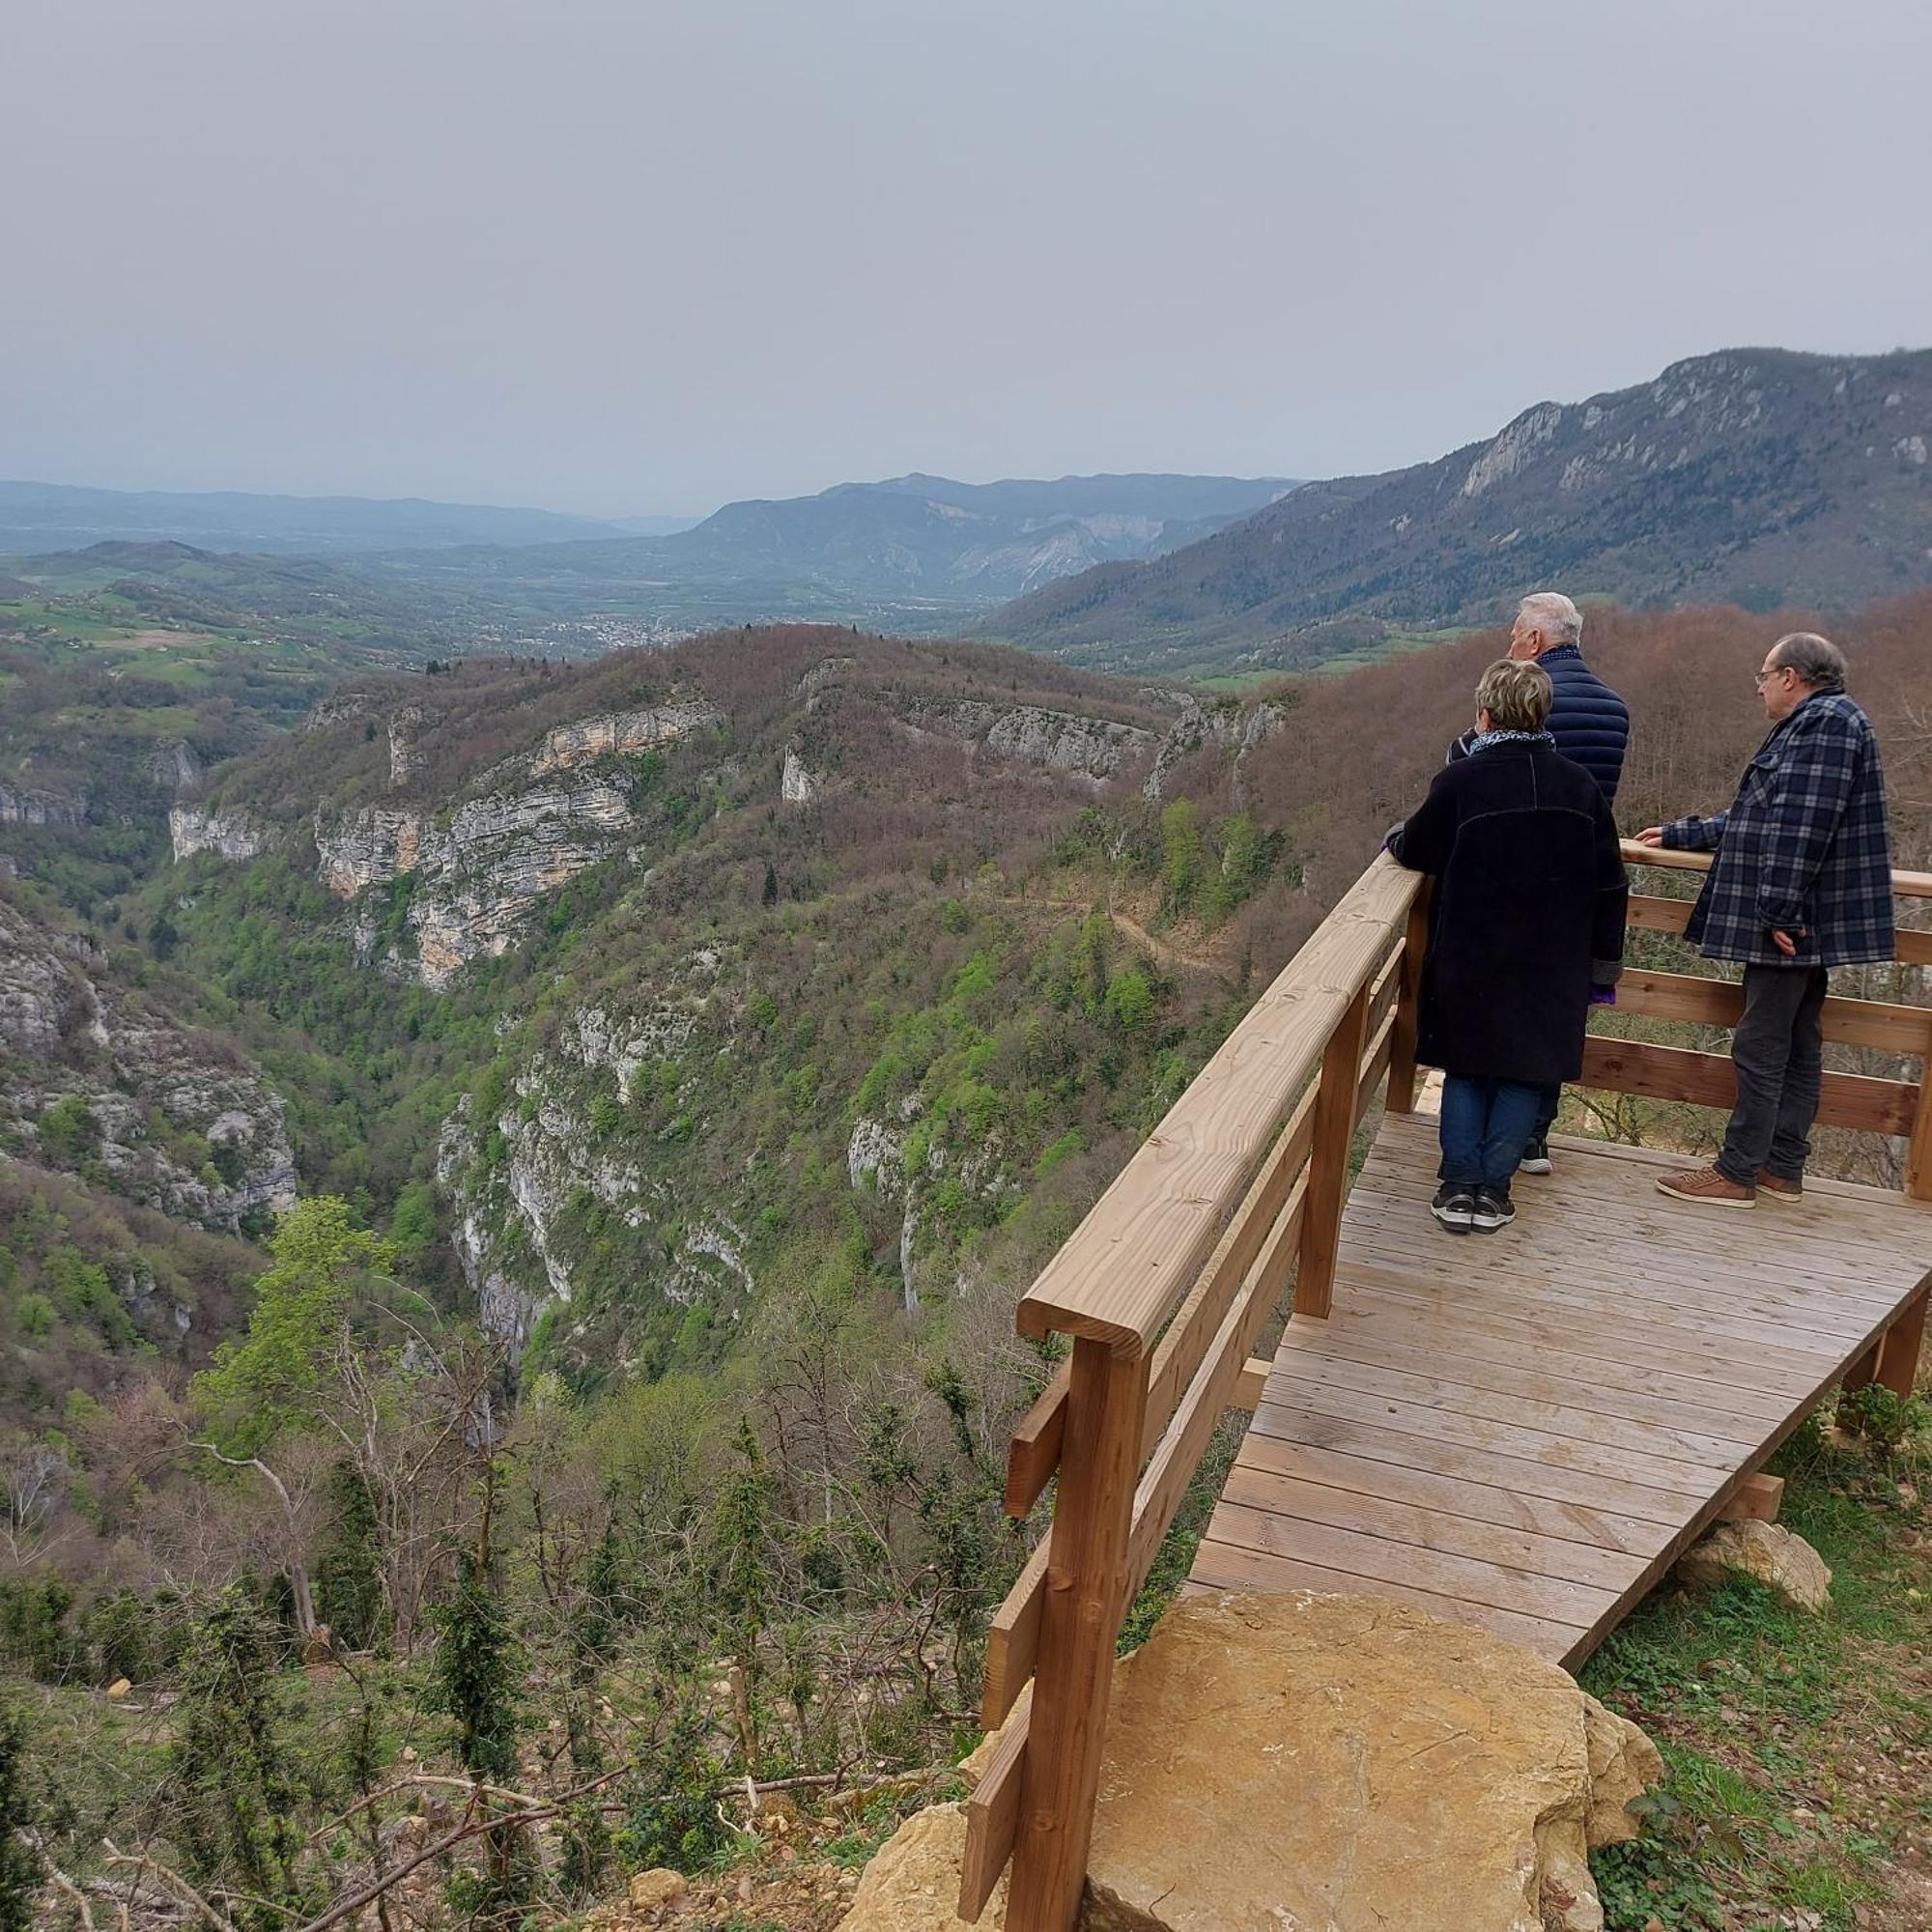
left=0, top=784, right=88, bottom=829
left=0, top=900, right=295, bottom=1232
left=316, top=779, right=639, bottom=987
left=526, top=700, right=722, bottom=778
left=310, top=696, right=722, bottom=987
left=169, top=804, right=270, bottom=863
left=895, top=696, right=1157, bottom=781
left=983, top=704, right=1154, bottom=778
left=437, top=969, right=756, bottom=1356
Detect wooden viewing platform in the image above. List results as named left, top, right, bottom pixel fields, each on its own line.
left=961, top=841, right=1932, bottom=1932
left=1187, top=1111, right=1932, bottom=1664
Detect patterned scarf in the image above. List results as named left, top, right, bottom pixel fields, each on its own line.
left=1467, top=727, right=1556, bottom=753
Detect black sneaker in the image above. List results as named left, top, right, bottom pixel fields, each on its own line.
left=1519, top=1137, right=1552, bottom=1176
left=1431, top=1184, right=1476, bottom=1235
left=1469, top=1185, right=1516, bottom=1233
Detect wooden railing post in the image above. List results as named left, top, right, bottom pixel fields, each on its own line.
left=1384, top=888, right=1431, bottom=1115
left=1876, top=1286, right=1928, bottom=1398
left=1295, top=980, right=1373, bottom=1320
left=1906, top=1078, right=1932, bottom=1203
left=1004, top=1337, right=1148, bottom=1932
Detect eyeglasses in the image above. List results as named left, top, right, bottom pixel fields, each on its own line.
left=1753, top=667, right=1791, bottom=689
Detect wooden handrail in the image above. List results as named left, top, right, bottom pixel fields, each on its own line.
left=968, top=855, right=1419, bottom=1929
left=1620, top=837, right=1932, bottom=898
left=1014, top=854, right=1421, bottom=1353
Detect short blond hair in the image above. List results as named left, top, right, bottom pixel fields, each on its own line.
left=1475, top=659, right=1553, bottom=733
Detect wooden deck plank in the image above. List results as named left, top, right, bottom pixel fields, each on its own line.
left=1301, top=1303, right=1799, bottom=1424
left=1229, top=1433, right=1662, bottom=1556
left=1205, top=1499, right=1621, bottom=1627
left=1191, top=1113, right=1932, bottom=1663
left=1337, top=1276, right=1830, bottom=1399
left=1251, top=1388, right=1721, bottom=1496
left=1331, top=1246, right=1865, bottom=1358
left=1188, top=1541, right=1581, bottom=1660
left=1243, top=1406, right=1702, bottom=1524
left=1218, top=1465, right=1652, bottom=1592
left=1339, top=1215, right=1911, bottom=1327
left=1339, top=1264, right=1843, bottom=1388
left=1262, top=1350, right=1766, bottom=1465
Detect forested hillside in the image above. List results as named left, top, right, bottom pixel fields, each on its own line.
left=2, top=599, right=1930, bottom=1927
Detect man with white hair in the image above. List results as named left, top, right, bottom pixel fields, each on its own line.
left=1448, top=591, right=1630, bottom=1170
left=1637, top=633, right=1893, bottom=1208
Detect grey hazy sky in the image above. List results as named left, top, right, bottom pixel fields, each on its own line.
left=6, top=0, right=1930, bottom=517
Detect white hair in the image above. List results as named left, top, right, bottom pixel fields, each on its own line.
left=1516, top=591, right=1583, bottom=648
left=1769, top=631, right=1847, bottom=687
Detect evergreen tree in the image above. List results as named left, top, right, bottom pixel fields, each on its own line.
left=168, top=1593, right=307, bottom=1928
left=0, top=1711, right=40, bottom=1932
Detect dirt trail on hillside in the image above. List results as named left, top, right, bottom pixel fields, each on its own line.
left=996, top=894, right=1228, bottom=976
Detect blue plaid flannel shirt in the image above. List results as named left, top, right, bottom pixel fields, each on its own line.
left=1662, top=690, right=1894, bottom=967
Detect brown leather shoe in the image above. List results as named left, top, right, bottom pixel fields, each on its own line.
left=1655, top=1165, right=1756, bottom=1208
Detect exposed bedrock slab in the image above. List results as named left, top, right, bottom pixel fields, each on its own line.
left=839, top=1591, right=1661, bottom=1932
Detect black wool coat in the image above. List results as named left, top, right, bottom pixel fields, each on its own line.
left=1389, top=739, right=1630, bottom=1087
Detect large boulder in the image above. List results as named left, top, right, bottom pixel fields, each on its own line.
left=840, top=1803, right=1004, bottom=1931
left=839, top=1591, right=1662, bottom=1932
left=1676, top=1519, right=1833, bottom=1611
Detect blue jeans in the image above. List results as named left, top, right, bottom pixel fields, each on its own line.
left=1439, top=1076, right=1545, bottom=1189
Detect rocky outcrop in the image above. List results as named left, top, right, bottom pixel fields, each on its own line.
left=439, top=977, right=753, bottom=1347
left=983, top=706, right=1153, bottom=779
left=315, top=807, right=431, bottom=895
left=842, top=1592, right=1662, bottom=1932
left=146, top=740, right=202, bottom=794
left=1677, top=1519, right=1833, bottom=1611
left=315, top=781, right=637, bottom=986
left=798, top=657, right=856, bottom=709
left=526, top=699, right=723, bottom=779
left=781, top=748, right=822, bottom=805
left=1141, top=696, right=1285, bottom=804
left=169, top=804, right=269, bottom=863
left=0, top=783, right=87, bottom=829
left=894, top=698, right=1155, bottom=782
left=0, top=901, right=295, bottom=1233
left=387, top=705, right=426, bottom=787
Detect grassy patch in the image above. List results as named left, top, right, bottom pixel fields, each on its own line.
left=1582, top=1415, right=1932, bottom=1930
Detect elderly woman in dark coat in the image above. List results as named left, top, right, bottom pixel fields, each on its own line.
left=1389, top=660, right=1629, bottom=1234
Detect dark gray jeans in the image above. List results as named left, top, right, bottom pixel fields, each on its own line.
left=1714, top=963, right=1829, bottom=1185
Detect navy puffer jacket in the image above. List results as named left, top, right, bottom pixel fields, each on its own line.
left=1449, top=642, right=1631, bottom=802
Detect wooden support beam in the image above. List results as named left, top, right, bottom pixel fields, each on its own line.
left=1295, top=981, right=1374, bottom=1321
left=1719, top=1472, right=1784, bottom=1522
left=1613, top=969, right=1932, bottom=1055
left=1908, top=1077, right=1932, bottom=1205
left=1840, top=1338, right=1882, bottom=1393
left=1625, top=893, right=1696, bottom=938
left=1384, top=890, right=1431, bottom=1116
left=959, top=1683, right=1031, bottom=1921
left=1003, top=1338, right=1147, bottom=1932
left=1876, top=1286, right=1929, bottom=1399
left=1005, top=1371, right=1068, bottom=1519
left=981, top=1538, right=1049, bottom=1729
left=1577, top=1037, right=1916, bottom=1138
left=1233, top=1356, right=1271, bottom=1411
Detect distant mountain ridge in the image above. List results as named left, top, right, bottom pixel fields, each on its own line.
left=0, top=478, right=649, bottom=554
left=412, top=471, right=1300, bottom=625
left=984, top=348, right=1932, bottom=672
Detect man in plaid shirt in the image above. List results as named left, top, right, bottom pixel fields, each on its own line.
left=1636, top=632, right=1893, bottom=1208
